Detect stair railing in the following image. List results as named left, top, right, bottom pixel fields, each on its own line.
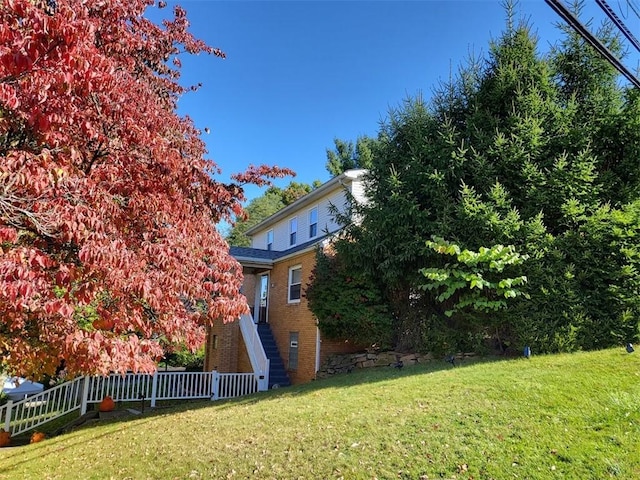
left=238, top=313, right=270, bottom=391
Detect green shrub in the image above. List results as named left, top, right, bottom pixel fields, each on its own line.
left=163, top=346, right=205, bottom=371
left=306, top=246, right=393, bottom=349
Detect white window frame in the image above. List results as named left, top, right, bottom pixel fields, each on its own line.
left=308, top=206, right=318, bottom=239
left=289, top=217, right=298, bottom=246
left=266, top=230, right=273, bottom=251
left=288, top=265, right=302, bottom=303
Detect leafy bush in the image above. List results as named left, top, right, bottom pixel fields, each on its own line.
left=163, top=346, right=205, bottom=371
left=306, top=246, right=393, bottom=349
left=419, top=238, right=529, bottom=316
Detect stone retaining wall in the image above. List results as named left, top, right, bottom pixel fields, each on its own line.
left=317, top=351, right=477, bottom=378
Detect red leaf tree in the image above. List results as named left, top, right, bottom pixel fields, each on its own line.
left=0, top=0, right=292, bottom=377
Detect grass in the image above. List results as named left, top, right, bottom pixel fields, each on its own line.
left=0, top=348, right=639, bottom=479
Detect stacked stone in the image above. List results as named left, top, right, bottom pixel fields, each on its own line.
left=317, top=351, right=475, bottom=378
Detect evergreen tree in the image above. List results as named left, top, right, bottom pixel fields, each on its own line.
left=315, top=4, right=640, bottom=354
left=325, top=136, right=378, bottom=176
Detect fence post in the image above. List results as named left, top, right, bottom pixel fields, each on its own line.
left=211, top=371, right=219, bottom=401
left=80, top=376, right=90, bottom=415
left=3, top=401, right=12, bottom=433
left=150, top=373, right=158, bottom=408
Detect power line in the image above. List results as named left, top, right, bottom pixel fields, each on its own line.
left=545, top=0, right=640, bottom=88
left=597, top=0, right=640, bottom=52
left=623, top=0, right=640, bottom=21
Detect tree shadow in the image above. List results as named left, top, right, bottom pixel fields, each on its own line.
left=0, top=354, right=512, bottom=474
left=272, top=354, right=509, bottom=398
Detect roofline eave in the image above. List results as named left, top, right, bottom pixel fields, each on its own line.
left=232, top=257, right=274, bottom=268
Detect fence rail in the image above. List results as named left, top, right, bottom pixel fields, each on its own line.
left=216, top=373, right=258, bottom=400
left=86, top=373, right=154, bottom=405
left=1, top=376, right=85, bottom=437
left=1, top=371, right=261, bottom=436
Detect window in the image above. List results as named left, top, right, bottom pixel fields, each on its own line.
left=289, top=217, right=297, bottom=246
left=288, top=332, right=299, bottom=370
left=309, top=207, right=318, bottom=238
left=266, top=230, right=273, bottom=251
left=288, top=265, right=302, bottom=303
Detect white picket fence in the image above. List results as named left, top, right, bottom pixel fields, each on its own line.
left=1, top=371, right=259, bottom=437
left=0, top=376, right=86, bottom=438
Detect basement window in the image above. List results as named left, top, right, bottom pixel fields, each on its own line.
left=289, top=332, right=299, bottom=370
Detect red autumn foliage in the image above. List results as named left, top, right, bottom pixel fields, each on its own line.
left=0, top=0, right=293, bottom=377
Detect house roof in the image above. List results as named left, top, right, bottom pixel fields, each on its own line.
left=230, top=246, right=280, bottom=261
left=230, top=235, right=329, bottom=266
left=244, top=169, right=367, bottom=237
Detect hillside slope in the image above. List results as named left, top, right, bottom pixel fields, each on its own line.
left=1, top=348, right=638, bottom=479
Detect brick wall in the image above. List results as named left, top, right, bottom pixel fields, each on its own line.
left=203, top=266, right=263, bottom=373
left=203, top=311, right=263, bottom=375
left=267, top=249, right=319, bottom=384
left=237, top=334, right=253, bottom=373
left=203, top=319, right=239, bottom=372
left=241, top=272, right=257, bottom=314
left=204, top=249, right=368, bottom=386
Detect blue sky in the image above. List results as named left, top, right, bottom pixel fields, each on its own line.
left=146, top=1, right=631, bottom=209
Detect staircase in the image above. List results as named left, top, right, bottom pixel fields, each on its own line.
left=257, top=324, right=291, bottom=388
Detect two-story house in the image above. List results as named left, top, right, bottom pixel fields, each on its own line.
left=203, top=169, right=367, bottom=387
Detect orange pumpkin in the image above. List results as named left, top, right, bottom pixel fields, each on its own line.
left=99, top=395, right=115, bottom=412
left=30, top=431, right=46, bottom=444
left=0, top=430, right=10, bottom=448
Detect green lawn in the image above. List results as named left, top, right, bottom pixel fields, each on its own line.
left=1, top=348, right=638, bottom=479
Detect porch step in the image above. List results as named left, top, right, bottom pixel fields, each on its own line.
left=257, top=323, right=291, bottom=389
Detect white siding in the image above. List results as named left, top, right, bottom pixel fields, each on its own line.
left=351, top=177, right=367, bottom=205
left=250, top=184, right=352, bottom=251
left=318, top=189, right=348, bottom=234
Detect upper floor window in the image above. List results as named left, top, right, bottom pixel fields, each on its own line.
left=288, top=265, right=302, bottom=303
left=289, top=217, right=297, bottom=246
left=309, top=206, right=318, bottom=238
left=266, top=230, right=273, bottom=251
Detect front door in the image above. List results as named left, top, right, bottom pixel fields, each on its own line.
left=258, top=274, right=269, bottom=324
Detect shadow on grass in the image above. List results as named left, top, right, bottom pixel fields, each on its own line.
left=0, top=415, right=160, bottom=474
left=275, top=354, right=509, bottom=396
left=0, top=354, right=511, bottom=471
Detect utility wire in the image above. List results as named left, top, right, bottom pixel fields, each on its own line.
left=597, top=0, right=640, bottom=52
left=545, top=0, right=640, bottom=88
left=623, top=0, right=640, bottom=21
